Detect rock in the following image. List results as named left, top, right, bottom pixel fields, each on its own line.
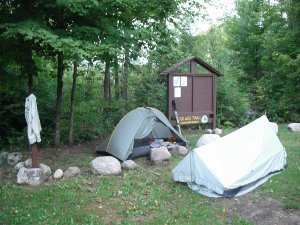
left=64, top=167, right=81, bottom=178
left=171, top=145, right=189, bottom=155
left=90, top=156, right=121, bottom=175
left=17, top=167, right=46, bottom=186
left=53, top=169, right=63, bottom=180
left=39, top=163, right=51, bottom=176
left=150, top=146, right=171, bottom=162
left=270, top=122, right=278, bottom=134
left=213, top=128, right=222, bottom=135
left=23, top=159, right=50, bottom=175
left=0, top=152, right=9, bottom=165
left=206, top=129, right=213, bottom=134
left=288, top=123, right=300, bottom=132
left=7, top=152, right=22, bottom=166
left=177, top=146, right=189, bottom=155
left=15, top=162, right=25, bottom=171
left=121, top=160, right=139, bottom=170
left=196, top=134, right=220, bottom=147
left=24, top=158, right=32, bottom=168
left=166, top=144, right=178, bottom=151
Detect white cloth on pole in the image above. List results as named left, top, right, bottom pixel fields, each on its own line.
left=25, top=94, right=42, bottom=144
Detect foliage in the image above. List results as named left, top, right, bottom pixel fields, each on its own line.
left=0, top=0, right=197, bottom=146
left=217, top=74, right=249, bottom=127
left=0, top=50, right=28, bottom=145
left=225, top=0, right=300, bottom=122
left=193, top=26, right=249, bottom=127
left=1, top=0, right=299, bottom=147
left=130, top=64, right=168, bottom=114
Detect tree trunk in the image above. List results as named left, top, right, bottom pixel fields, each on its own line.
left=109, top=69, right=111, bottom=102
left=114, top=57, right=119, bottom=99
left=122, top=49, right=129, bottom=101
left=104, top=60, right=111, bottom=101
left=26, top=42, right=38, bottom=167
left=68, top=62, right=77, bottom=147
left=28, top=44, right=34, bottom=94
left=24, top=41, right=35, bottom=94
left=54, top=52, right=64, bottom=148
left=122, top=49, right=129, bottom=114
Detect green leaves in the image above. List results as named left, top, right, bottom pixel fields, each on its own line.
left=56, top=0, right=99, bottom=16
left=226, top=0, right=300, bottom=121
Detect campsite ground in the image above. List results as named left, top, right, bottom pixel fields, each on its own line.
left=0, top=125, right=299, bottom=224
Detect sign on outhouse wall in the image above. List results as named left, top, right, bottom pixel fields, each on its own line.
left=161, top=56, right=222, bottom=129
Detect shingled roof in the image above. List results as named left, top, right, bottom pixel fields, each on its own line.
left=161, top=56, right=222, bottom=76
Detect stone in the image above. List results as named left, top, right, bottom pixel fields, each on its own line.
left=15, top=162, right=25, bottom=171
left=0, top=152, right=9, bottom=165
left=150, top=146, right=171, bottom=162
left=171, top=145, right=188, bottom=155
left=121, top=160, right=139, bottom=170
left=166, top=144, right=178, bottom=151
left=64, top=167, right=81, bottom=178
left=206, top=129, right=213, bottom=134
left=177, top=146, right=189, bottom=155
left=7, top=152, right=22, bottom=166
left=196, top=134, right=220, bottom=147
left=287, top=123, right=300, bottom=132
left=39, top=163, right=51, bottom=176
left=270, top=122, right=278, bottom=134
left=53, top=169, right=63, bottom=180
left=213, top=128, right=222, bottom=135
left=90, top=156, right=121, bottom=175
left=24, top=158, right=32, bottom=168
left=17, top=167, right=46, bottom=186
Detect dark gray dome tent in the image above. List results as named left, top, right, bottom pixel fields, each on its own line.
left=98, top=107, right=188, bottom=161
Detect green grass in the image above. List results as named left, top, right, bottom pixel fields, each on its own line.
left=259, top=124, right=300, bottom=209
left=0, top=164, right=223, bottom=225
left=0, top=124, right=299, bottom=224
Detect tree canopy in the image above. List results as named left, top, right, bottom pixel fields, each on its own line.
left=0, top=0, right=299, bottom=147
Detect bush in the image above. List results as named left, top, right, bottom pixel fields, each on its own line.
left=217, top=74, right=249, bottom=127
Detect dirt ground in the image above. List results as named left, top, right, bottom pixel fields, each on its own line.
left=3, top=139, right=300, bottom=225
left=212, top=193, right=300, bottom=225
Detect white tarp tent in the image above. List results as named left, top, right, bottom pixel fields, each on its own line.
left=172, top=115, right=287, bottom=197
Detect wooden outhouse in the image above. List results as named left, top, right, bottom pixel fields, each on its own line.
left=161, top=56, right=222, bottom=129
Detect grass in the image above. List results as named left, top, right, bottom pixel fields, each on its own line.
left=259, top=124, right=300, bottom=209
left=0, top=124, right=299, bottom=224
left=0, top=163, right=222, bottom=225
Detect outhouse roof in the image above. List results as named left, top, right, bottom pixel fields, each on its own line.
left=161, top=56, right=222, bottom=76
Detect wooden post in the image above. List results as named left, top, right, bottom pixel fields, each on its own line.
left=31, top=143, right=38, bottom=168
left=212, top=74, right=217, bottom=129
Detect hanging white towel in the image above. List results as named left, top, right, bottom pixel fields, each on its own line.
left=25, top=94, right=42, bottom=144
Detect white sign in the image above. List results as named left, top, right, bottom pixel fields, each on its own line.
left=174, top=87, right=181, bottom=98
left=173, top=76, right=181, bottom=87
left=181, top=76, right=187, bottom=86
left=201, top=115, right=208, bottom=123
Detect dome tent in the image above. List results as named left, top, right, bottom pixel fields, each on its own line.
left=98, top=107, right=188, bottom=161
left=172, top=115, right=287, bottom=197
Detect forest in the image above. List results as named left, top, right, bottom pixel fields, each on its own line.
left=1, top=0, right=299, bottom=148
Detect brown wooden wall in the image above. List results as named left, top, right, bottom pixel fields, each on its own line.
left=168, top=73, right=217, bottom=128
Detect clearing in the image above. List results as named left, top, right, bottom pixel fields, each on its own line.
left=0, top=126, right=299, bottom=225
